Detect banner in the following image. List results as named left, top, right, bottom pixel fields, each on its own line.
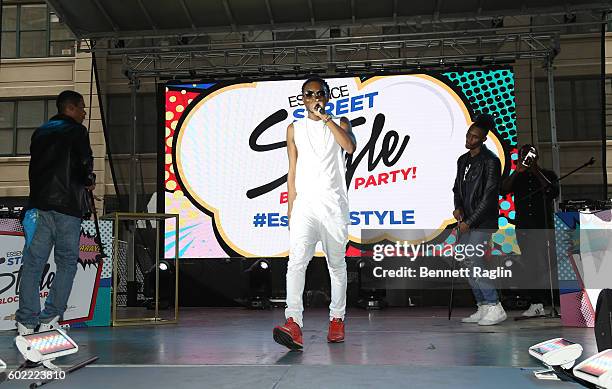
left=0, top=218, right=112, bottom=331
left=164, top=70, right=519, bottom=258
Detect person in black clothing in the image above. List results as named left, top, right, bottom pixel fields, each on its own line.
left=452, top=113, right=507, bottom=326
left=15, top=90, right=95, bottom=335
left=501, top=144, right=559, bottom=317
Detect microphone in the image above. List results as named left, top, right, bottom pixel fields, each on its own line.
left=315, top=104, right=325, bottom=114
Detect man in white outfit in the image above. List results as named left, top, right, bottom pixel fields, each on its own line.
left=273, top=76, right=356, bottom=350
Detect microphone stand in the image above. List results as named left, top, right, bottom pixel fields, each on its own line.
left=514, top=157, right=595, bottom=321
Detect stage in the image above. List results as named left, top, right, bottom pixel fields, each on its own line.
left=0, top=307, right=596, bottom=388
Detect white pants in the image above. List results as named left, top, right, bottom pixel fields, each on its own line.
left=285, top=199, right=348, bottom=328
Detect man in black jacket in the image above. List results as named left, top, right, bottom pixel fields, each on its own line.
left=452, top=114, right=506, bottom=326
left=15, top=90, right=95, bottom=335
left=501, top=145, right=559, bottom=317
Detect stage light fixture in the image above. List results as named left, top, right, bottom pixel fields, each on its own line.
left=245, top=259, right=272, bottom=309
left=491, top=16, right=504, bottom=28
left=529, top=338, right=583, bottom=381
left=144, top=259, right=175, bottom=310
left=357, top=259, right=388, bottom=310
left=573, top=349, right=612, bottom=389
left=564, top=13, right=577, bottom=24
left=15, top=329, right=78, bottom=371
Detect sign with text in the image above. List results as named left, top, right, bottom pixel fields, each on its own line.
left=163, top=71, right=518, bottom=258
left=0, top=220, right=110, bottom=331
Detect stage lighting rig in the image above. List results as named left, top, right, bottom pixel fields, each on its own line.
left=15, top=329, right=78, bottom=371
left=574, top=349, right=612, bottom=389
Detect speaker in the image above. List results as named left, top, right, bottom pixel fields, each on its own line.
left=595, top=289, right=612, bottom=352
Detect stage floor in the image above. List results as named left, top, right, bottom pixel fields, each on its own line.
left=0, top=307, right=596, bottom=388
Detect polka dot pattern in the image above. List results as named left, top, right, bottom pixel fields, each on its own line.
left=443, top=69, right=517, bottom=147
left=555, top=214, right=577, bottom=280
left=443, top=70, right=518, bottom=243
left=165, top=88, right=200, bottom=192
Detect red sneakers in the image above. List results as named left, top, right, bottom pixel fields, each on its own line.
left=327, top=318, right=345, bottom=343
left=273, top=318, right=303, bottom=350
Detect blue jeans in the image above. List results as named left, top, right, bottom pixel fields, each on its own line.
left=16, top=210, right=82, bottom=328
left=459, top=230, right=499, bottom=305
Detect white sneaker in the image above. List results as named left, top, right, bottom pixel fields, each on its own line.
left=38, top=316, right=60, bottom=332
left=478, top=303, right=507, bottom=326
left=522, top=303, right=547, bottom=317
left=461, top=304, right=486, bottom=323
left=17, top=322, right=34, bottom=336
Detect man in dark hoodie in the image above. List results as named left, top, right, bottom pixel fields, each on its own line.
left=15, top=90, right=95, bottom=335
left=452, top=114, right=506, bottom=326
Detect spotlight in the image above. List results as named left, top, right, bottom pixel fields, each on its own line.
left=529, top=338, right=583, bottom=380
left=491, top=16, right=503, bottom=28
left=573, top=349, right=612, bottom=388
left=14, top=330, right=99, bottom=387
left=144, top=260, right=175, bottom=310
left=15, top=329, right=78, bottom=371
left=245, top=259, right=272, bottom=309
left=357, top=258, right=388, bottom=310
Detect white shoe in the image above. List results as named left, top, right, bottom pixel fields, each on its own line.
left=522, top=303, right=547, bottom=317
left=38, top=316, right=60, bottom=332
left=461, top=304, right=486, bottom=323
left=478, top=303, right=507, bottom=326
left=16, top=322, right=34, bottom=336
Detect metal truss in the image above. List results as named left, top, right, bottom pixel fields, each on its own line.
left=114, top=32, right=559, bottom=79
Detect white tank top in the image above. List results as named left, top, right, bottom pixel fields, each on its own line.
left=292, top=116, right=349, bottom=223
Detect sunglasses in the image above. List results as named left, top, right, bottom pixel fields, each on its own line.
left=303, top=89, right=327, bottom=98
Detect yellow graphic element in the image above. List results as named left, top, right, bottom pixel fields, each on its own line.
left=165, top=111, right=174, bottom=120
left=175, top=82, right=260, bottom=257
left=166, top=136, right=173, bottom=147
left=167, top=180, right=177, bottom=190
left=169, top=96, right=176, bottom=103
left=170, top=120, right=178, bottom=130
left=176, top=105, right=184, bottom=113
left=164, top=192, right=212, bottom=236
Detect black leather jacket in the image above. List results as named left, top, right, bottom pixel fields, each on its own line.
left=27, top=114, right=94, bottom=218
left=452, top=144, right=501, bottom=229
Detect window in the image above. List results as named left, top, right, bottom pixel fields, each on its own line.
left=1, top=4, right=75, bottom=58
left=536, top=77, right=603, bottom=142
left=0, top=98, right=55, bottom=156
left=107, top=94, right=158, bottom=154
